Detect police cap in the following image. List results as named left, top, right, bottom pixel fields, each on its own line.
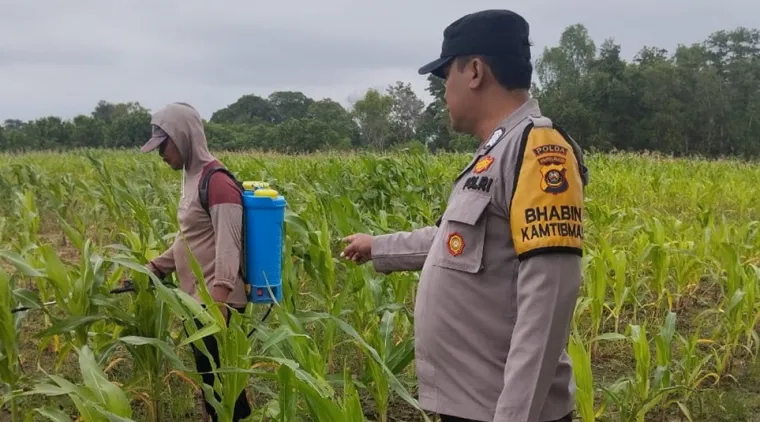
left=418, top=9, right=531, bottom=79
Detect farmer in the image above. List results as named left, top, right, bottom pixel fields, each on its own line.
left=341, top=9, right=588, bottom=422
left=140, top=102, right=252, bottom=422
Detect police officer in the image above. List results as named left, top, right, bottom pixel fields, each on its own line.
left=342, top=9, right=588, bottom=422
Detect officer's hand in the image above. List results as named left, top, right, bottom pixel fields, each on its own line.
left=341, top=233, right=373, bottom=264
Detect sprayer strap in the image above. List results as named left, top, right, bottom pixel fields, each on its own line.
left=199, top=166, right=242, bottom=216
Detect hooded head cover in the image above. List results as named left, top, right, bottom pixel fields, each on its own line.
left=143, top=102, right=216, bottom=198
left=146, top=102, right=215, bottom=173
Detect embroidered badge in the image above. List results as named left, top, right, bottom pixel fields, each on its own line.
left=473, top=155, right=494, bottom=174
left=541, top=167, right=569, bottom=194
left=536, top=147, right=569, bottom=194
left=447, top=233, right=464, bottom=256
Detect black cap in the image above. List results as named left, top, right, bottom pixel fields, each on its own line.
left=418, top=9, right=531, bottom=79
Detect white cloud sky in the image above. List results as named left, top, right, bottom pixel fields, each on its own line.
left=1, top=0, right=757, bottom=122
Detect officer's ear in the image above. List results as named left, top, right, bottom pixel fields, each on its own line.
left=465, top=56, right=486, bottom=90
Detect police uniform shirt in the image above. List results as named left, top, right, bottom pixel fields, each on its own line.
left=370, top=98, right=587, bottom=422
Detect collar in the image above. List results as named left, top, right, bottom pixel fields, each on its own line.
left=453, top=98, right=542, bottom=183
left=478, top=98, right=542, bottom=154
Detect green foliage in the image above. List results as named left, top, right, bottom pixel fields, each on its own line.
left=0, top=150, right=759, bottom=421
left=393, top=140, right=428, bottom=155
left=30, top=345, right=134, bottom=422
left=351, top=88, right=394, bottom=149
left=532, top=25, right=760, bottom=159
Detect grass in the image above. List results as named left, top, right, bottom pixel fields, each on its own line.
left=0, top=148, right=759, bottom=421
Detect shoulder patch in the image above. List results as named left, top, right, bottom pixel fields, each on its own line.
left=509, top=125, right=584, bottom=260
left=473, top=155, right=495, bottom=174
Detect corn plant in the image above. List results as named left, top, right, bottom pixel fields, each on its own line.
left=567, top=330, right=596, bottom=422
left=28, top=345, right=134, bottom=421
left=33, top=240, right=122, bottom=359
left=2, top=149, right=760, bottom=420
left=99, top=264, right=176, bottom=422
left=0, top=266, right=23, bottom=422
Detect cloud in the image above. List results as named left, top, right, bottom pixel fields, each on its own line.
left=1, top=0, right=758, bottom=122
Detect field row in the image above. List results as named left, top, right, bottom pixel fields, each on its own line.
left=1, top=150, right=759, bottom=421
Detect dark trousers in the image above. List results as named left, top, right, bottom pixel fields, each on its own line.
left=189, top=308, right=252, bottom=422
left=440, top=411, right=573, bottom=422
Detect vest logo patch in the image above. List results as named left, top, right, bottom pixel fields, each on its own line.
left=537, top=148, right=569, bottom=195
left=541, top=167, right=569, bottom=194
left=447, top=233, right=464, bottom=256
left=473, top=155, right=495, bottom=174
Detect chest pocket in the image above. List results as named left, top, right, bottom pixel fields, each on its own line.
left=433, top=190, right=491, bottom=274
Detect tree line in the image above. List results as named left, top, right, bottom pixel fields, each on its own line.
left=1, top=23, right=759, bottom=158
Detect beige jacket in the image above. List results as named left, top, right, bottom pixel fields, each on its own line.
left=147, top=103, right=248, bottom=308
left=371, top=99, right=588, bottom=422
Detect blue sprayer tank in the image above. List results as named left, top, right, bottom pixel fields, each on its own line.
left=241, top=181, right=286, bottom=304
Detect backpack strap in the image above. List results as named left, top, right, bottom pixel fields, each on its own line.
left=199, top=166, right=242, bottom=216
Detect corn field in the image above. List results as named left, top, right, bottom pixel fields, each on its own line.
left=1, top=149, right=759, bottom=422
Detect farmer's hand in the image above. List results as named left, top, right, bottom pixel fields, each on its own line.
left=210, top=286, right=231, bottom=320
left=146, top=261, right=166, bottom=281
left=341, top=233, right=374, bottom=264
left=146, top=261, right=159, bottom=277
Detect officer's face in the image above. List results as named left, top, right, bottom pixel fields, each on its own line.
left=443, top=58, right=477, bottom=134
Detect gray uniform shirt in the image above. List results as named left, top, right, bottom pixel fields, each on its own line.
left=371, top=99, right=589, bottom=422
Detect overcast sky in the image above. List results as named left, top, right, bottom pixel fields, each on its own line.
left=1, top=0, right=757, bottom=122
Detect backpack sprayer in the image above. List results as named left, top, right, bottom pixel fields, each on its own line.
left=200, top=168, right=287, bottom=307
left=240, top=180, right=286, bottom=304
